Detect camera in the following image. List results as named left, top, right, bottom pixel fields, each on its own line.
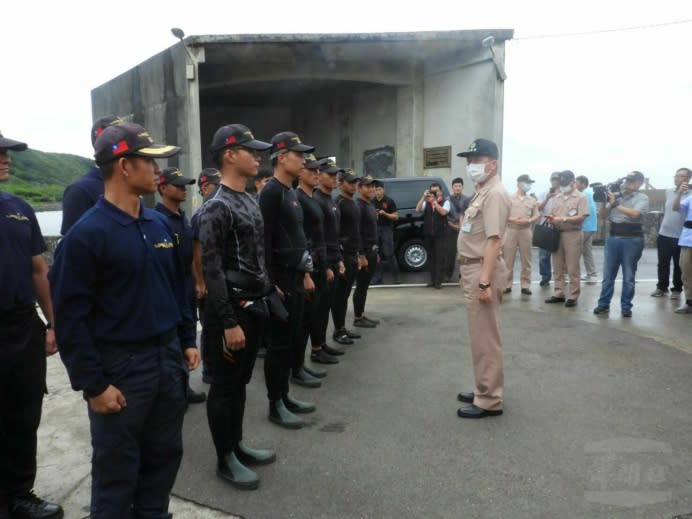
left=591, top=178, right=625, bottom=203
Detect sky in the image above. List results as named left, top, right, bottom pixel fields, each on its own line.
left=3, top=0, right=692, bottom=195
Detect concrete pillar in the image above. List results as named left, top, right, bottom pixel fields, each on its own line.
left=396, top=80, right=424, bottom=178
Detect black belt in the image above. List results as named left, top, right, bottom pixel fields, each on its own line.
left=684, top=221, right=692, bottom=229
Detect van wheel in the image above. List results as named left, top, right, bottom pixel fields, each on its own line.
left=398, top=239, right=428, bottom=272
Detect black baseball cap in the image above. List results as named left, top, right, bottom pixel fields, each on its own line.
left=517, top=174, right=535, bottom=183
left=210, top=124, right=272, bottom=155
left=270, top=131, right=315, bottom=157
left=339, top=168, right=360, bottom=183
left=158, top=167, right=195, bottom=187
left=304, top=153, right=321, bottom=170
left=625, top=171, right=645, bottom=182
left=198, top=168, right=221, bottom=186
left=94, top=123, right=181, bottom=165
left=91, top=115, right=123, bottom=147
left=550, top=171, right=561, bottom=180
left=457, top=138, right=499, bottom=160
left=359, top=175, right=377, bottom=186
left=0, top=132, right=27, bottom=151
left=318, top=157, right=340, bottom=174
left=558, top=170, right=575, bottom=186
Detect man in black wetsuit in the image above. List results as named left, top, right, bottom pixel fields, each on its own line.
left=259, top=131, right=317, bottom=429
left=353, top=175, right=380, bottom=328
left=293, top=155, right=339, bottom=389
left=312, top=158, right=347, bottom=361
left=372, top=181, right=400, bottom=285
left=198, top=124, right=276, bottom=489
left=331, top=169, right=363, bottom=345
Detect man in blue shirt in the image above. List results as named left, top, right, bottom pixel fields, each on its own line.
left=672, top=170, right=692, bottom=313
left=60, top=115, right=122, bottom=235
left=49, top=123, right=200, bottom=519
left=0, top=133, right=63, bottom=519
left=576, top=175, right=599, bottom=282
left=155, top=167, right=207, bottom=404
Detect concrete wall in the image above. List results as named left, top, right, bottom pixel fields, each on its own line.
left=422, top=59, right=501, bottom=189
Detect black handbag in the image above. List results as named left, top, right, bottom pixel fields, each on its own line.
left=532, top=222, right=561, bottom=252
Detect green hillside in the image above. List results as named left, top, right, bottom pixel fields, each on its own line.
left=2, top=149, right=93, bottom=208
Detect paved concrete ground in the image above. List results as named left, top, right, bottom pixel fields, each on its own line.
left=35, top=249, right=691, bottom=518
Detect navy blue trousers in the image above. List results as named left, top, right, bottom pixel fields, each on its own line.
left=88, top=334, right=187, bottom=519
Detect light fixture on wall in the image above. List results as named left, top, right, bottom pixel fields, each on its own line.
left=171, top=27, right=196, bottom=80
left=481, top=35, right=507, bottom=81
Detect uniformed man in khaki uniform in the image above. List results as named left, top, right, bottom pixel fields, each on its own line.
left=503, top=174, right=539, bottom=295
left=455, top=138, right=510, bottom=419
left=544, top=170, right=589, bottom=307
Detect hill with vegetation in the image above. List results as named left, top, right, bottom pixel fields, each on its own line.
left=2, top=149, right=93, bottom=209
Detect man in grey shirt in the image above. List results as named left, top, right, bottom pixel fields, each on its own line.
left=593, top=171, right=650, bottom=317
left=651, top=168, right=692, bottom=299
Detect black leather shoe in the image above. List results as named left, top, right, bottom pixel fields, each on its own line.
left=565, top=299, right=578, bottom=307
left=353, top=318, right=376, bottom=328
left=622, top=309, right=632, bottom=317
left=434, top=284, right=442, bottom=289
left=11, top=492, right=63, bottom=519
left=521, top=288, right=532, bottom=295
left=457, top=392, right=474, bottom=403
left=539, top=279, right=550, bottom=287
left=343, top=328, right=361, bottom=339
left=291, top=368, right=321, bottom=388
left=235, top=441, right=276, bottom=466
left=545, top=296, right=566, bottom=303
left=457, top=404, right=503, bottom=418
left=593, top=306, right=610, bottom=315
left=310, top=350, right=339, bottom=365
left=322, top=344, right=345, bottom=356
left=269, top=400, right=303, bottom=429
left=283, top=394, right=316, bottom=414
left=303, top=365, right=327, bottom=378
left=362, top=315, right=380, bottom=325
left=503, top=288, right=512, bottom=294
left=187, top=387, right=207, bottom=404
left=217, top=452, right=259, bottom=490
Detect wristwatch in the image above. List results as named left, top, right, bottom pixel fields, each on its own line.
left=478, top=282, right=491, bottom=290
left=46, top=322, right=54, bottom=330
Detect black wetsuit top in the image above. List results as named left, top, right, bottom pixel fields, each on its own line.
left=313, top=189, right=342, bottom=269
left=336, top=195, right=361, bottom=256
left=357, top=197, right=378, bottom=250
left=296, top=187, right=327, bottom=270
left=259, top=177, right=309, bottom=287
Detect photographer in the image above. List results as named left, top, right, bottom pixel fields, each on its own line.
left=416, top=182, right=450, bottom=289
left=593, top=171, right=650, bottom=317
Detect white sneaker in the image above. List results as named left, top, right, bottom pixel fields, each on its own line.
left=670, top=291, right=681, bottom=300
left=651, top=288, right=666, bottom=297
left=586, top=274, right=599, bottom=284
left=674, top=303, right=692, bottom=314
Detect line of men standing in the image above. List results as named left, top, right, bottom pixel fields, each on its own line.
left=2, top=116, right=393, bottom=518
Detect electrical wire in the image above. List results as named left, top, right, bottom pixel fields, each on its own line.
left=513, top=18, right=692, bottom=41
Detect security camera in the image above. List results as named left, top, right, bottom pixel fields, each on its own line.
left=481, top=35, right=495, bottom=48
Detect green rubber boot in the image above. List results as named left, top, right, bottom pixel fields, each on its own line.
left=236, top=441, right=277, bottom=466
left=269, top=399, right=303, bottom=429
left=216, top=452, right=259, bottom=490
left=283, top=394, right=316, bottom=414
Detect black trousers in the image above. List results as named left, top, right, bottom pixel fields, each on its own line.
left=373, top=226, right=400, bottom=283
left=444, top=227, right=459, bottom=279
left=332, top=254, right=358, bottom=331
left=0, top=309, right=46, bottom=510
left=264, top=271, right=305, bottom=401
left=314, top=267, right=337, bottom=347
left=656, top=234, right=683, bottom=292
left=353, top=251, right=377, bottom=318
left=426, top=234, right=446, bottom=286
left=206, top=305, right=264, bottom=462
left=294, top=268, right=328, bottom=371
left=197, top=297, right=211, bottom=379
left=88, top=333, right=187, bottom=519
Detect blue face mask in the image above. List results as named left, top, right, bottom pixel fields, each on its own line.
left=522, top=183, right=532, bottom=193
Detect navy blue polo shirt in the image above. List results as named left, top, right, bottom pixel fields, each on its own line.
left=49, top=198, right=196, bottom=397
left=0, top=191, right=46, bottom=310
left=61, top=166, right=104, bottom=235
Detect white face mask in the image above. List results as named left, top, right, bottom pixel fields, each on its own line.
left=467, top=163, right=488, bottom=183
left=560, top=185, right=573, bottom=194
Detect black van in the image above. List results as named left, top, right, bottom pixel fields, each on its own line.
left=378, top=177, right=450, bottom=272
